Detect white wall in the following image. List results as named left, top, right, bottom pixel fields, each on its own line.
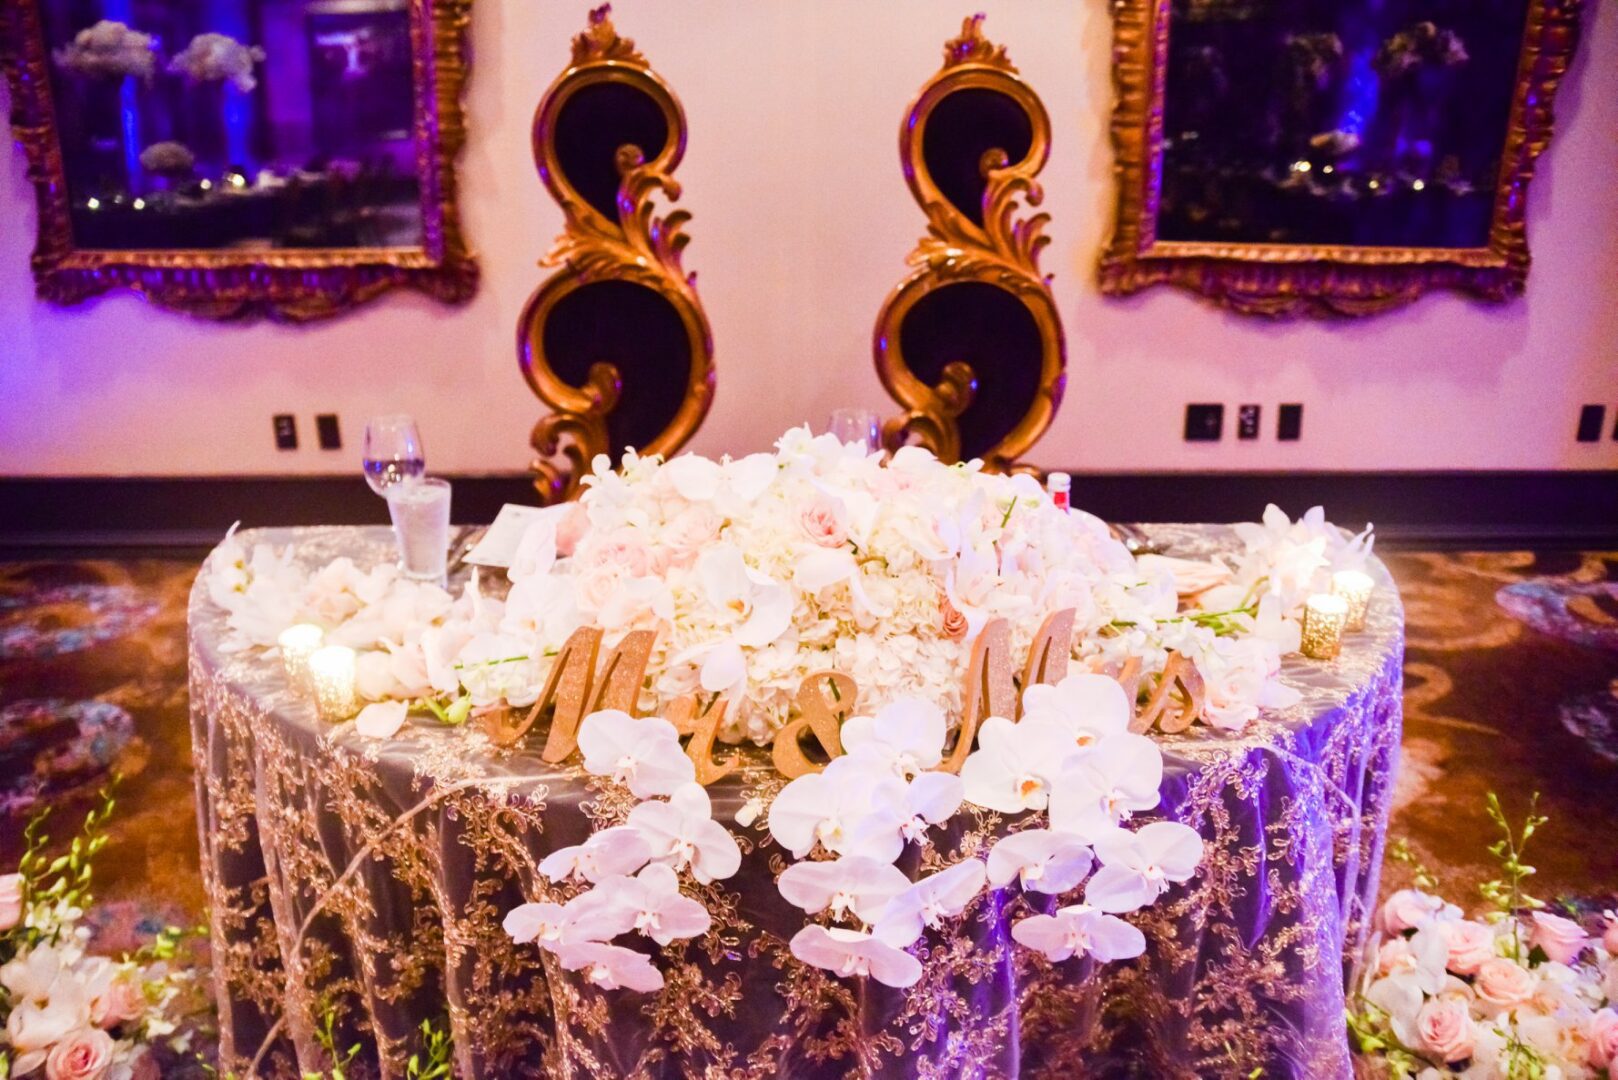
left=2, top=0, right=1615, bottom=478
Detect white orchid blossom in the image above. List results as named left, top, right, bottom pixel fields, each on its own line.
left=353, top=701, right=408, bottom=740
left=986, top=829, right=1095, bottom=894
left=1011, top=904, right=1147, bottom=963
left=872, top=860, right=987, bottom=948
left=538, top=826, right=653, bottom=884
left=1047, top=734, right=1165, bottom=839
left=604, top=863, right=712, bottom=946
left=577, top=710, right=696, bottom=798
left=788, top=926, right=923, bottom=989
left=768, top=756, right=910, bottom=861
left=628, top=783, right=742, bottom=884
left=959, top=716, right=1076, bottom=814
left=551, top=941, right=666, bottom=993
left=1018, top=672, right=1132, bottom=750
left=840, top=697, right=947, bottom=778
left=1085, top=822, right=1204, bottom=914
left=502, top=887, right=634, bottom=949
left=776, top=856, right=911, bottom=923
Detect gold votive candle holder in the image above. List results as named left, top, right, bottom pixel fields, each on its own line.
left=1331, top=570, right=1375, bottom=632
left=1301, top=594, right=1349, bottom=661
left=308, top=645, right=358, bottom=720
left=277, top=623, right=324, bottom=691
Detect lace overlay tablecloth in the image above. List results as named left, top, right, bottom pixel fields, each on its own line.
left=188, top=525, right=1404, bottom=1079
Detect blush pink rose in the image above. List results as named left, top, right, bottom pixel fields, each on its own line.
left=1475, top=957, right=1535, bottom=1010
left=90, top=976, right=145, bottom=1028
left=1439, top=919, right=1497, bottom=976
left=1589, top=1009, right=1618, bottom=1069
left=45, top=1026, right=114, bottom=1080
left=0, top=873, right=22, bottom=931
left=576, top=563, right=631, bottom=613
left=555, top=503, right=589, bottom=558
left=659, top=506, right=720, bottom=570
left=580, top=531, right=652, bottom=577
left=1529, top=911, right=1589, bottom=965
left=1416, top=997, right=1476, bottom=1063
left=1379, top=889, right=1444, bottom=934
left=798, top=496, right=848, bottom=549
left=1377, top=936, right=1416, bottom=977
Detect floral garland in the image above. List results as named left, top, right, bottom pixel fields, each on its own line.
left=1351, top=795, right=1618, bottom=1079
left=205, top=428, right=1372, bottom=746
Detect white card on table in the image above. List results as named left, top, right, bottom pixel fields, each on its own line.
left=463, top=504, right=552, bottom=568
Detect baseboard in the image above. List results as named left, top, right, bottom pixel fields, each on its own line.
left=0, top=471, right=1613, bottom=553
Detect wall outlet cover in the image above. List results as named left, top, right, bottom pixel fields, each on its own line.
left=273, top=414, right=298, bottom=451
left=1184, top=403, right=1224, bottom=442
left=1278, top=403, right=1303, bottom=442
left=316, top=413, right=342, bottom=450
left=1237, top=404, right=1261, bottom=440
left=1576, top=404, right=1605, bottom=443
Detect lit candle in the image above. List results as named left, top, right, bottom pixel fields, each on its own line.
left=1331, top=570, right=1375, bottom=632
left=1301, top=594, right=1348, bottom=661
left=308, top=645, right=358, bottom=720
left=277, top=624, right=324, bottom=691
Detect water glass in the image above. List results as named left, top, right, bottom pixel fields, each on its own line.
left=826, top=408, right=882, bottom=453
left=385, top=478, right=452, bottom=582
left=363, top=414, right=426, bottom=496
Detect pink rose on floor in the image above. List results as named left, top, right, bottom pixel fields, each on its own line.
left=1380, top=889, right=1445, bottom=934
left=798, top=496, right=849, bottom=549
left=1475, top=957, right=1535, bottom=1010
left=0, top=872, right=22, bottom=931
left=46, top=1026, right=114, bottom=1080
left=1439, top=919, right=1496, bottom=976
left=1529, top=911, right=1589, bottom=965
left=1377, top=936, right=1416, bottom=977
left=89, top=975, right=144, bottom=1029
left=1417, top=997, right=1476, bottom=1063
left=1589, top=1008, right=1618, bottom=1069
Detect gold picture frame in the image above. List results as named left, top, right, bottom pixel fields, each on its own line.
left=0, top=0, right=477, bottom=320
left=1098, top=0, right=1586, bottom=317
left=517, top=5, right=714, bottom=503
left=874, top=15, right=1065, bottom=473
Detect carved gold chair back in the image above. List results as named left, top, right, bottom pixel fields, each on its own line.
left=873, top=15, right=1066, bottom=474
left=519, top=5, right=715, bottom=503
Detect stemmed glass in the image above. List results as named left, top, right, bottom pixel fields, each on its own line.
left=362, top=414, right=426, bottom=495
left=363, top=415, right=449, bottom=582
left=826, top=408, right=882, bottom=453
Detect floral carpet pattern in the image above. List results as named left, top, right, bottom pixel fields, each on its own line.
left=0, top=547, right=1614, bottom=989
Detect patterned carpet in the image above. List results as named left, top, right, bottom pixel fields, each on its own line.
left=1, top=549, right=1615, bottom=942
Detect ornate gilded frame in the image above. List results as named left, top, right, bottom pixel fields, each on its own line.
left=874, top=15, right=1065, bottom=473
left=518, top=5, right=714, bottom=503
left=0, top=0, right=478, bottom=320
left=1098, top=0, right=1585, bottom=317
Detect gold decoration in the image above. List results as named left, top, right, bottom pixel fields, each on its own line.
left=1302, top=594, right=1350, bottom=660
left=771, top=672, right=856, bottom=780
left=307, top=646, right=358, bottom=721
left=939, top=618, right=1016, bottom=774
left=277, top=624, right=324, bottom=692
left=874, top=14, right=1065, bottom=473
left=667, top=695, right=741, bottom=786
left=519, top=4, right=714, bottom=503
left=1117, top=652, right=1209, bottom=734
left=1098, top=0, right=1586, bottom=316
left=1332, top=570, right=1375, bottom=632
left=0, top=0, right=477, bottom=320
left=1019, top=608, right=1074, bottom=709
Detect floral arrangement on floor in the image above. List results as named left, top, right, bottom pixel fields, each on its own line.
left=0, top=789, right=195, bottom=1080
left=1350, top=794, right=1618, bottom=1080
left=205, top=427, right=1373, bottom=746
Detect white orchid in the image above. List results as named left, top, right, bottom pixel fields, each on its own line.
left=872, top=860, right=987, bottom=948
left=353, top=701, right=408, bottom=740
left=453, top=632, right=542, bottom=708
left=1018, top=672, right=1132, bottom=750
left=502, top=887, right=634, bottom=948
left=1363, top=928, right=1452, bottom=1048
left=840, top=697, right=947, bottom=778
left=538, top=826, right=652, bottom=884
left=896, top=770, right=965, bottom=844
left=767, top=756, right=910, bottom=861
left=628, top=783, right=742, bottom=884
left=959, top=716, right=1076, bottom=814
left=605, top=863, right=712, bottom=946
left=577, top=710, right=695, bottom=798
left=1011, top=904, right=1147, bottom=963
left=776, top=856, right=911, bottom=923
left=697, top=545, right=794, bottom=650
left=1047, top=734, right=1166, bottom=840
left=551, top=941, right=666, bottom=993
left=986, top=829, right=1095, bottom=894
left=1085, top=822, right=1204, bottom=914
left=788, top=926, right=923, bottom=989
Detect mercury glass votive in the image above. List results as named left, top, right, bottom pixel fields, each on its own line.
left=1301, top=594, right=1349, bottom=661
left=277, top=623, right=324, bottom=691
left=308, top=645, right=358, bottom=720
left=1331, top=569, right=1375, bottom=632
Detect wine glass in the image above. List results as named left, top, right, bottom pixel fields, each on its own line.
left=826, top=408, right=882, bottom=453
left=362, top=414, right=425, bottom=496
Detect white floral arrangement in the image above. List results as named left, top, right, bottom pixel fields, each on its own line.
left=1351, top=796, right=1618, bottom=1080
left=166, top=33, right=265, bottom=93
left=52, top=21, right=156, bottom=82
left=205, top=428, right=1373, bottom=746
left=501, top=687, right=1202, bottom=991
left=136, top=142, right=195, bottom=177
left=0, top=792, right=193, bottom=1080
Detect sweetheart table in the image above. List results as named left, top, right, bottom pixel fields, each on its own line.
left=188, top=524, right=1403, bottom=1079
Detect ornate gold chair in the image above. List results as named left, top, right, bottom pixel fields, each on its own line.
left=519, top=6, right=714, bottom=502
left=874, top=15, right=1065, bottom=474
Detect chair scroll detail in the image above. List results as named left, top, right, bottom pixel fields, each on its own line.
left=518, top=5, right=715, bottom=503
left=873, top=14, right=1066, bottom=474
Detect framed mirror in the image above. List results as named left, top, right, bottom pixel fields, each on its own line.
left=1099, top=0, right=1585, bottom=316
left=0, top=0, right=476, bottom=320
